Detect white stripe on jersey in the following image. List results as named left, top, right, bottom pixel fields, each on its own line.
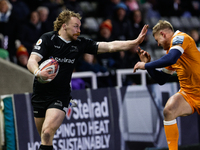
left=170, top=45, right=184, bottom=54
left=31, top=52, right=43, bottom=59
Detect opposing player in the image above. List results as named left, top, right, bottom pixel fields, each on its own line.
left=27, top=9, right=148, bottom=150
left=133, top=20, right=200, bottom=150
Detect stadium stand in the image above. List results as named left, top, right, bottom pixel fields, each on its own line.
left=0, top=58, right=33, bottom=95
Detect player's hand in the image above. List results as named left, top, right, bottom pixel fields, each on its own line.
left=39, top=69, right=57, bottom=80
left=135, top=25, right=148, bottom=45
left=137, top=47, right=151, bottom=63
left=133, top=62, right=146, bottom=73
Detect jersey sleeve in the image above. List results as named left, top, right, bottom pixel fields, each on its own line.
left=31, top=34, right=50, bottom=59
left=170, top=35, right=188, bottom=54
left=81, top=37, right=99, bottom=55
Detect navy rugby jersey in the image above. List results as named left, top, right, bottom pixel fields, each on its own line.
left=31, top=31, right=98, bottom=95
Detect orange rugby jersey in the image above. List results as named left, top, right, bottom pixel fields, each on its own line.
left=163, top=30, right=200, bottom=97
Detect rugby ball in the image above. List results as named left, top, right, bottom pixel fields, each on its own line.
left=37, top=58, right=59, bottom=83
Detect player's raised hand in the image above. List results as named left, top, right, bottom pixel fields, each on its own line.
left=135, top=25, right=148, bottom=45
left=133, top=62, right=146, bottom=73
left=137, top=47, right=151, bottom=63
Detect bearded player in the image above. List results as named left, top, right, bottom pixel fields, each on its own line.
left=27, top=9, right=148, bottom=150
left=134, top=20, right=200, bottom=150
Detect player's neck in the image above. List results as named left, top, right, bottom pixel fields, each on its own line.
left=58, top=29, right=71, bottom=41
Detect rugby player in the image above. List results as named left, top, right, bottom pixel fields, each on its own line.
left=134, top=20, right=200, bottom=150
left=27, top=9, right=148, bottom=150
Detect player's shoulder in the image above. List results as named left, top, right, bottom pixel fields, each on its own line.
left=78, top=36, right=97, bottom=42
left=35, top=31, right=58, bottom=48
left=41, top=31, right=58, bottom=40
left=173, top=31, right=190, bottom=39
left=172, top=30, right=190, bottom=46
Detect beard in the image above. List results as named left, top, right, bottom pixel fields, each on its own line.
left=70, top=33, right=80, bottom=40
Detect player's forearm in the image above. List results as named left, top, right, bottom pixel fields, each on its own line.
left=27, top=54, right=42, bottom=75
left=27, top=59, right=39, bottom=75
left=98, top=40, right=138, bottom=53
left=110, top=40, right=139, bottom=52
left=147, top=69, right=171, bottom=85
left=145, top=49, right=182, bottom=69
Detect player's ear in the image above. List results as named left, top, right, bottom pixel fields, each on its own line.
left=160, top=31, right=165, bottom=37
left=63, top=23, right=67, bottom=31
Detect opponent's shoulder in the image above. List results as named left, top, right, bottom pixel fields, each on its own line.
left=171, top=30, right=190, bottom=46
left=173, top=30, right=190, bottom=40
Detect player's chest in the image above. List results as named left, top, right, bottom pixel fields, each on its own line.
left=49, top=42, right=82, bottom=58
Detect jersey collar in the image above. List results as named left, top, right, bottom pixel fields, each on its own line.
left=173, top=30, right=181, bottom=36
left=58, top=36, right=71, bottom=44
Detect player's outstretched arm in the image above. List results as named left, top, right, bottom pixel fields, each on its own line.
left=134, top=48, right=182, bottom=73
left=97, top=25, right=149, bottom=54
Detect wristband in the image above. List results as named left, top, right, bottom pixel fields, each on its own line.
left=34, top=69, right=40, bottom=77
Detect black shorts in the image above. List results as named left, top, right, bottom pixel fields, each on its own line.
left=31, top=94, right=71, bottom=118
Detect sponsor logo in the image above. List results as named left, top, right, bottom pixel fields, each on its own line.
left=66, top=97, right=109, bottom=120
left=70, top=46, right=78, bottom=52
left=54, top=45, right=60, bottom=49
left=51, top=34, right=55, bottom=40
left=172, top=35, right=184, bottom=46
left=54, top=57, right=75, bottom=64
left=54, top=100, right=63, bottom=107
left=34, top=45, right=41, bottom=50
left=36, top=39, right=42, bottom=45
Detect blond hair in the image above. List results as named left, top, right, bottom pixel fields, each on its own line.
left=53, top=9, right=82, bottom=31
left=152, top=20, right=174, bottom=36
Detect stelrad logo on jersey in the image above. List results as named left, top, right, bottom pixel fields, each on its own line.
left=54, top=57, right=75, bottom=64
